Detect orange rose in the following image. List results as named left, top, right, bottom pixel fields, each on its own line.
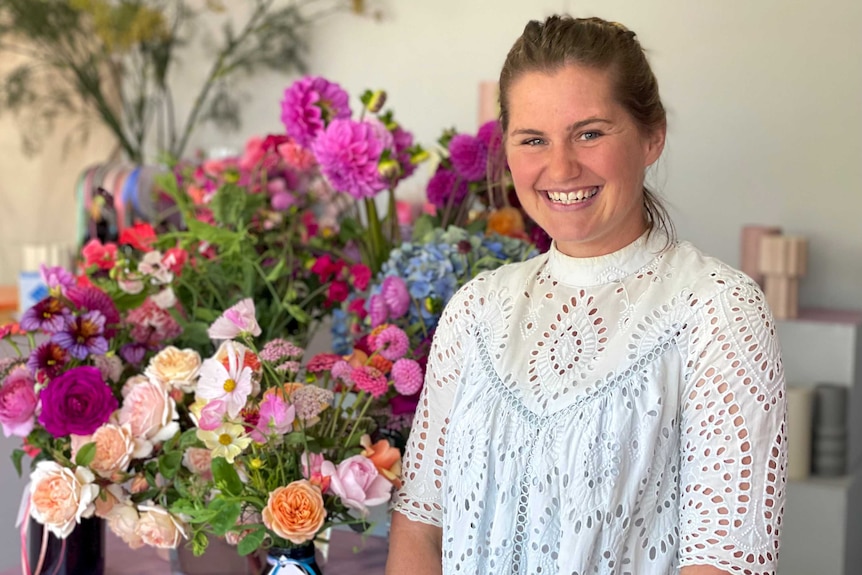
left=360, top=434, right=403, bottom=489
left=262, top=480, right=326, bottom=544
left=486, top=206, right=527, bottom=238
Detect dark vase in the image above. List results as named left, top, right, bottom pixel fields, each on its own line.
left=261, top=543, right=323, bottom=575
left=27, top=516, right=105, bottom=575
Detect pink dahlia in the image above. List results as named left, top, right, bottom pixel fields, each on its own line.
left=280, top=76, right=351, bottom=147
left=370, top=325, right=409, bottom=361
left=351, top=366, right=388, bottom=398
left=426, top=166, right=469, bottom=208
left=312, top=119, right=389, bottom=199
left=449, top=134, right=488, bottom=182
left=392, top=127, right=417, bottom=180
left=391, top=358, right=424, bottom=396
left=381, top=276, right=410, bottom=318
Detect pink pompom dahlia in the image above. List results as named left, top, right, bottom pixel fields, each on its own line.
left=312, top=119, right=390, bottom=199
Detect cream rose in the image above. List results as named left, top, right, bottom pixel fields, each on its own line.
left=145, top=346, right=201, bottom=393
left=29, top=462, right=99, bottom=538
left=117, top=379, right=179, bottom=458
left=105, top=503, right=144, bottom=549
left=135, top=504, right=187, bottom=549
left=71, top=422, right=135, bottom=479
left=93, top=484, right=125, bottom=519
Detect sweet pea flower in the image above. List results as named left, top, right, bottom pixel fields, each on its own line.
left=0, top=367, right=38, bottom=437
left=81, top=239, right=117, bottom=271
left=208, top=298, right=262, bottom=340
left=251, top=393, right=295, bottom=443
left=321, top=455, right=392, bottom=518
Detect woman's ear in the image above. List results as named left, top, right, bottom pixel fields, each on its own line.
left=643, top=123, right=666, bottom=167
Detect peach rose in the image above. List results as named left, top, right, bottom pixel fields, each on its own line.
left=29, top=462, right=99, bottom=538
left=360, top=434, right=403, bottom=489
left=129, top=474, right=149, bottom=494
left=105, top=503, right=144, bottom=549
left=71, top=422, right=135, bottom=479
left=145, top=346, right=201, bottom=393
left=182, top=447, right=213, bottom=481
left=118, top=378, right=179, bottom=458
left=135, top=504, right=187, bottom=549
left=262, top=480, right=326, bottom=544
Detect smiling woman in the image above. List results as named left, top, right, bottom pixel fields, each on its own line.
left=387, top=15, right=786, bottom=575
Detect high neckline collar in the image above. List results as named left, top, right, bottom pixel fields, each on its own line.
left=547, top=231, right=668, bottom=286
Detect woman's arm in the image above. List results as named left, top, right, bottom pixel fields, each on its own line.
left=385, top=511, right=443, bottom=575
left=680, top=567, right=731, bottom=575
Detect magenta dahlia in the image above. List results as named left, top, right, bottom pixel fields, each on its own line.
left=280, top=76, right=351, bottom=147
left=449, top=134, right=488, bottom=182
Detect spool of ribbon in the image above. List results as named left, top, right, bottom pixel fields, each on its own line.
left=265, top=552, right=318, bottom=575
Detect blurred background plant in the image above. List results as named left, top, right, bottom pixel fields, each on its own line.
left=0, top=0, right=372, bottom=163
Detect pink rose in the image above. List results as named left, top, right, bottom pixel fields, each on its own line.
left=29, top=462, right=99, bottom=538
left=182, top=447, right=213, bottom=481
left=135, top=504, right=186, bottom=549
left=70, top=423, right=135, bottom=479
left=0, top=367, right=37, bottom=437
left=117, top=379, right=179, bottom=458
left=321, top=455, right=392, bottom=518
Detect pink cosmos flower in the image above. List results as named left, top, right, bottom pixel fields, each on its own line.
left=196, top=342, right=254, bottom=418
left=371, top=325, right=410, bottom=361
left=208, top=298, right=262, bottom=341
left=0, top=367, right=38, bottom=437
left=320, top=455, right=392, bottom=518
left=251, top=393, right=295, bottom=443
left=281, top=76, right=351, bottom=146
left=391, top=358, right=424, bottom=395
left=312, top=119, right=390, bottom=199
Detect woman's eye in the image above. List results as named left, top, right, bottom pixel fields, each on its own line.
left=580, top=131, right=602, bottom=141
left=522, top=138, right=544, bottom=146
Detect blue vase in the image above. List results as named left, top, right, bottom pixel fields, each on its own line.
left=262, top=543, right=323, bottom=575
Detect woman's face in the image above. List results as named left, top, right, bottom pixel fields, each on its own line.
left=504, top=64, right=665, bottom=258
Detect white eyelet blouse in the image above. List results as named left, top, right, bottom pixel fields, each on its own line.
left=392, top=232, right=787, bottom=575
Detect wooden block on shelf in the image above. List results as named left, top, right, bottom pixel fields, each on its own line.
left=758, top=235, right=808, bottom=277
left=764, top=275, right=799, bottom=319
left=740, top=224, right=782, bottom=286
left=0, top=285, right=17, bottom=325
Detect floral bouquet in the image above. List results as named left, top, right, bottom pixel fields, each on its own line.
left=157, top=298, right=403, bottom=567
left=0, top=262, right=192, bottom=561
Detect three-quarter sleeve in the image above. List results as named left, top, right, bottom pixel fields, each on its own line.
left=677, top=281, right=787, bottom=574
left=391, top=283, right=476, bottom=526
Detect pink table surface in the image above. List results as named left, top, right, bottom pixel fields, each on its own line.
left=2, top=529, right=387, bottom=575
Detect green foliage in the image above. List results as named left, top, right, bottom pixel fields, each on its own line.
left=211, top=456, right=243, bottom=497
left=74, top=442, right=97, bottom=467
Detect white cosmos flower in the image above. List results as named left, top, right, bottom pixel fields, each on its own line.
left=195, top=341, right=252, bottom=418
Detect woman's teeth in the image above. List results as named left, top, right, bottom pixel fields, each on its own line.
left=545, top=187, right=599, bottom=205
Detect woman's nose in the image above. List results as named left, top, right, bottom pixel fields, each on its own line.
left=547, top=143, right=580, bottom=182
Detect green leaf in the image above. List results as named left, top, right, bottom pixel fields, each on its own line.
left=237, top=527, right=266, bottom=556
left=11, top=448, right=25, bottom=477
left=179, top=428, right=202, bottom=450
left=159, top=451, right=183, bottom=480
left=285, top=303, right=310, bottom=324
left=211, top=457, right=243, bottom=497
left=75, top=442, right=97, bottom=467
left=186, top=218, right=242, bottom=248
left=208, top=499, right=242, bottom=536
left=210, top=183, right=247, bottom=227
left=192, top=531, right=209, bottom=556
left=411, top=213, right=437, bottom=242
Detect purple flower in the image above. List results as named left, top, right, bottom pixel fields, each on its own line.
left=371, top=325, right=409, bottom=361
left=51, top=311, right=108, bottom=360
left=120, top=343, right=148, bottom=366
left=0, top=367, right=38, bottom=437
left=27, top=341, right=69, bottom=380
left=392, top=127, right=416, bottom=180
left=66, top=285, right=120, bottom=338
left=449, top=134, right=488, bottom=182
left=477, top=120, right=503, bottom=152
left=381, top=276, right=410, bottom=318
left=39, top=265, right=75, bottom=295
left=391, top=358, right=424, bottom=396
left=19, top=297, right=67, bottom=333
left=426, top=166, right=468, bottom=208
left=312, top=119, right=389, bottom=199
left=281, top=76, right=351, bottom=147
left=37, top=366, right=118, bottom=437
